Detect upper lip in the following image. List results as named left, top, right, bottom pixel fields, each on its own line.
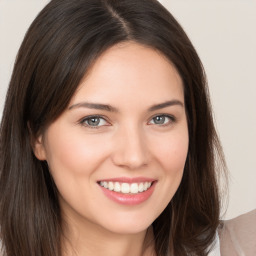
left=97, top=177, right=156, bottom=183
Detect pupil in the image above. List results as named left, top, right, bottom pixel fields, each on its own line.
left=88, top=118, right=100, bottom=126
left=154, top=116, right=165, bottom=124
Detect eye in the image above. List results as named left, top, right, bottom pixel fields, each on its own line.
left=148, top=115, right=175, bottom=126
left=80, top=116, right=109, bottom=128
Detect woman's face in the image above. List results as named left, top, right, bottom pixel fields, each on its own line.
left=35, top=42, right=189, bottom=235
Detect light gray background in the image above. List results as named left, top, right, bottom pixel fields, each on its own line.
left=0, top=0, right=255, bottom=220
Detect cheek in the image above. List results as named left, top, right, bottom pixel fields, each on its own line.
left=155, top=132, right=189, bottom=173
left=153, top=130, right=188, bottom=199
left=146, top=130, right=188, bottom=218
left=43, top=129, right=112, bottom=213
left=44, top=127, right=110, bottom=177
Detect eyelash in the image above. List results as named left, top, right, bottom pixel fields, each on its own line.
left=79, top=114, right=176, bottom=129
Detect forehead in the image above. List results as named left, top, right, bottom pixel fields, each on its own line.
left=69, top=42, right=184, bottom=108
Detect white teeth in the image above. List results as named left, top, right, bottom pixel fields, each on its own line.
left=114, top=182, right=121, bottom=192
left=121, top=183, right=130, bottom=194
left=99, top=181, right=153, bottom=194
left=138, top=183, right=144, bottom=192
left=108, top=181, right=114, bottom=190
left=130, top=183, right=139, bottom=194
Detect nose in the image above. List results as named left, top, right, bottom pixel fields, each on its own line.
left=111, top=125, right=150, bottom=170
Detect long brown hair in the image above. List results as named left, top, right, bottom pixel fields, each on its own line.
left=0, top=0, right=226, bottom=255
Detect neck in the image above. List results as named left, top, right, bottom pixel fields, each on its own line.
left=61, top=212, right=155, bottom=256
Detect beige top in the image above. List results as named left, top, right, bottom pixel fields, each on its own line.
left=219, top=209, right=256, bottom=256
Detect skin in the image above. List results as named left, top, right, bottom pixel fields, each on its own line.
left=34, top=42, right=189, bottom=256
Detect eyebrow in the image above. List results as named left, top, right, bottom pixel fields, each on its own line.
left=68, top=100, right=184, bottom=112
left=148, top=100, right=184, bottom=111
left=68, top=102, right=118, bottom=112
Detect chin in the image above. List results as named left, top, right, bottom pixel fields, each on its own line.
left=104, top=223, right=151, bottom=235
left=96, top=212, right=157, bottom=235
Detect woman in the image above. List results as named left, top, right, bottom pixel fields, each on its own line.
left=0, top=0, right=226, bottom=255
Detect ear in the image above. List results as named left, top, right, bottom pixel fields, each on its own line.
left=27, top=122, right=47, bottom=161
left=33, top=134, right=47, bottom=161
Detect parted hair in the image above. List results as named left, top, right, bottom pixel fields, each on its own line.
left=0, top=0, right=226, bottom=255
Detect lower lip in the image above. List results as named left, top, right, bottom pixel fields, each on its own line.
left=99, top=182, right=156, bottom=205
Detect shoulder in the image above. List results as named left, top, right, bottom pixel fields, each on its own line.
left=219, top=209, right=256, bottom=256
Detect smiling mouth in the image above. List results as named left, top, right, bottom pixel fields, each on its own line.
left=98, top=181, right=153, bottom=194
